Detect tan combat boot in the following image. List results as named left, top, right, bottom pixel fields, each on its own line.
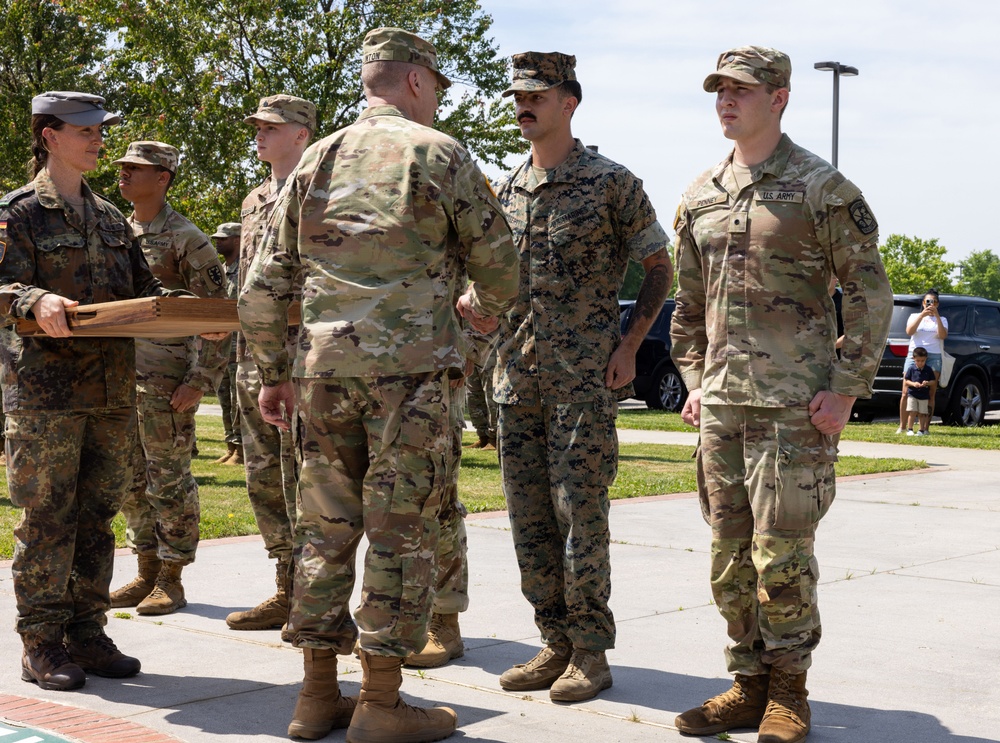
left=675, top=672, right=769, bottom=735
left=498, top=643, right=571, bottom=691
left=549, top=648, right=613, bottom=702
left=110, top=552, right=162, bottom=608
left=758, top=669, right=810, bottom=743
left=214, top=443, right=238, bottom=464
left=404, top=613, right=464, bottom=668
left=287, top=648, right=357, bottom=740
left=346, top=650, right=457, bottom=743
left=227, top=445, right=245, bottom=465
left=226, top=559, right=290, bottom=630
left=136, top=561, right=186, bottom=615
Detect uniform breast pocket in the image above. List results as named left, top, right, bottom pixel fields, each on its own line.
left=33, top=231, right=86, bottom=280
left=548, top=211, right=607, bottom=286
left=98, top=223, right=138, bottom=299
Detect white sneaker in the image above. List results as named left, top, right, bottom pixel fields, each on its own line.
left=895, top=427, right=905, bottom=434
left=907, top=430, right=915, bottom=436
left=917, top=430, right=929, bottom=436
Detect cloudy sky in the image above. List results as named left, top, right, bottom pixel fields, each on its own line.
left=477, top=0, right=990, bottom=264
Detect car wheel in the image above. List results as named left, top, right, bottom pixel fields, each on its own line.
left=943, top=374, right=986, bottom=427
left=646, top=365, right=687, bottom=412
left=851, top=411, right=877, bottom=423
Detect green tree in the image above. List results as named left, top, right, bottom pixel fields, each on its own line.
left=0, top=0, right=108, bottom=193
left=879, top=234, right=954, bottom=295
left=74, top=0, right=520, bottom=230
left=955, top=249, right=1000, bottom=300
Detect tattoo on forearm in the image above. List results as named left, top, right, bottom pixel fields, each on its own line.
left=633, top=263, right=671, bottom=323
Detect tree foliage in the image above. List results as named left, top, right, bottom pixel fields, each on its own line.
left=879, top=234, right=955, bottom=295
left=955, top=250, right=1000, bottom=301
left=1, top=0, right=520, bottom=231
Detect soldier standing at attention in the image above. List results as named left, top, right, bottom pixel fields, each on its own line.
left=493, top=53, right=673, bottom=703
left=226, top=95, right=315, bottom=633
left=211, top=222, right=243, bottom=465
left=239, top=28, right=517, bottom=742
left=670, top=47, right=892, bottom=743
left=0, top=92, right=169, bottom=690
left=109, top=141, right=230, bottom=616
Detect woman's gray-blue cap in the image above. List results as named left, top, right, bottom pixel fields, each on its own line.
left=31, top=91, right=122, bottom=126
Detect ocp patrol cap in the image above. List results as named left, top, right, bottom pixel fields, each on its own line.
left=211, top=222, right=242, bottom=238
left=502, top=52, right=577, bottom=97
left=112, top=140, right=180, bottom=173
left=31, top=91, right=122, bottom=126
left=361, top=27, right=452, bottom=90
left=703, top=46, right=791, bottom=92
left=244, top=95, right=317, bottom=132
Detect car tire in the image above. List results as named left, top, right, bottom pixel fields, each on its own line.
left=943, top=374, right=986, bottom=427
left=851, top=411, right=877, bottom=423
left=646, top=364, right=687, bottom=412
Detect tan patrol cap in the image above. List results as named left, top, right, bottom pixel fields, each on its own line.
left=502, top=52, right=577, bottom=97
left=211, top=222, right=242, bottom=239
left=112, top=140, right=180, bottom=173
left=703, top=46, right=791, bottom=92
left=244, top=95, right=317, bottom=132
left=362, top=27, right=451, bottom=90
left=31, top=91, right=121, bottom=126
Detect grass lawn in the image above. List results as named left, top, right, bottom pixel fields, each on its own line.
left=0, top=413, right=927, bottom=560
left=616, top=409, right=1000, bottom=450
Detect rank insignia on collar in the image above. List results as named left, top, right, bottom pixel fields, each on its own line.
left=848, top=197, right=877, bottom=235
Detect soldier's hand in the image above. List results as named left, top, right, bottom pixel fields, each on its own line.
left=200, top=331, right=231, bottom=341
left=681, top=388, right=702, bottom=428
left=170, top=383, right=205, bottom=412
left=32, top=293, right=79, bottom=338
left=259, top=381, right=295, bottom=431
left=808, top=390, right=856, bottom=435
left=457, top=291, right=499, bottom=333
left=605, top=344, right=637, bottom=390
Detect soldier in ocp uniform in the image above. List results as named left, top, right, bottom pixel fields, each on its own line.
left=239, top=28, right=518, bottom=743
left=492, top=53, right=673, bottom=703
left=109, top=140, right=230, bottom=616
left=225, top=94, right=315, bottom=634
left=670, top=47, right=892, bottom=743
left=211, top=222, right=243, bottom=465
left=0, top=92, right=175, bottom=690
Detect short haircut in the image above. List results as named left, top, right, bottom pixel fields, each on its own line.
left=362, top=60, right=418, bottom=97
left=913, top=347, right=928, bottom=358
left=556, top=80, right=582, bottom=105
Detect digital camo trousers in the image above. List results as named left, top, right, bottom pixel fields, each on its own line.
left=497, top=392, right=619, bottom=652
left=121, top=392, right=200, bottom=564
left=433, top=381, right=469, bottom=614
left=7, top=408, right=135, bottom=646
left=288, top=372, right=450, bottom=657
left=698, top=404, right=838, bottom=675
left=237, top=361, right=295, bottom=562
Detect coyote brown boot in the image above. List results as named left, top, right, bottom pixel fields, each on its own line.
left=110, top=552, right=161, bottom=608
left=404, top=613, right=464, bottom=668
left=214, top=443, right=239, bottom=464
left=675, top=673, right=769, bottom=735
left=758, top=669, right=810, bottom=743
left=498, top=643, right=571, bottom=691
left=226, top=559, right=290, bottom=630
left=137, top=561, right=186, bottom=615
left=549, top=649, right=613, bottom=702
left=287, top=648, right=357, bottom=740
left=227, top=446, right=244, bottom=465
left=346, top=650, right=457, bottom=743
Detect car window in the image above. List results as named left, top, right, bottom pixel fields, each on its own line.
left=973, top=305, right=1000, bottom=338
left=889, top=303, right=920, bottom=335
left=941, top=305, right=967, bottom=335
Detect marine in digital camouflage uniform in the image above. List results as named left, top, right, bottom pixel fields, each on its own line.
left=493, top=52, right=672, bottom=704
left=0, top=92, right=175, bottom=690
left=211, top=222, right=243, bottom=464
left=109, top=140, right=230, bottom=617
left=670, top=47, right=892, bottom=743
left=226, top=95, right=315, bottom=632
left=239, top=28, right=518, bottom=742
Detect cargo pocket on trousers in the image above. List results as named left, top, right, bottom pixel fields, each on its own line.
left=5, top=415, right=47, bottom=509
left=772, top=435, right=837, bottom=532
left=693, top=439, right=712, bottom=526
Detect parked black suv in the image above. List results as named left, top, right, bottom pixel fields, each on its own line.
left=851, top=293, right=1000, bottom=426
left=619, top=299, right=687, bottom=411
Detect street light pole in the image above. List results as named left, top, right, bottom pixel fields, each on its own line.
left=813, top=61, right=858, bottom=168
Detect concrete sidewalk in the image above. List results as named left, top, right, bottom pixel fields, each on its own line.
left=1, top=430, right=999, bottom=742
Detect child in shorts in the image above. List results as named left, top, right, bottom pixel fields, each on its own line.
left=904, top=347, right=936, bottom=435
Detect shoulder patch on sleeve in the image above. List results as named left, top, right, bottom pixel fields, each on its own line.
left=848, top=196, right=878, bottom=236
left=831, top=178, right=861, bottom=205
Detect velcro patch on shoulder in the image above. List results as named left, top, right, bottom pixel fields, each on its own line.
left=848, top=196, right=878, bottom=235
left=831, top=178, right=861, bottom=204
